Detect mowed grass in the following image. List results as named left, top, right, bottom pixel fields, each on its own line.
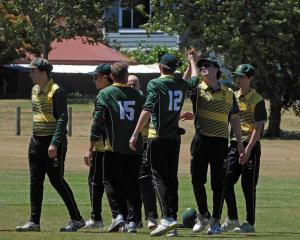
left=0, top=171, right=299, bottom=240
left=0, top=99, right=300, bottom=239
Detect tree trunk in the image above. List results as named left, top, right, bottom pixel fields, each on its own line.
left=266, top=97, right=282, bottom=138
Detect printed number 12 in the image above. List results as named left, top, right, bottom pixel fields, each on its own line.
left=168, top=90, right=183, bottom=111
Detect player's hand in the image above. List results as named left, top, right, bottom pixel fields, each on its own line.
left=84, top=150, right=93, bottom=166
left=129, top=134, right=138, bottom=151
left=237, top=142, right=246, bottom=164
left=240, top=147, right=251, bottom=165
left=48, top=145, right=57, bottom=159
left=180, top=111, right=194, bottom=121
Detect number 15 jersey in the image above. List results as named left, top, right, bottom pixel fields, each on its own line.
left=90, top=83, right=145, bottom=155
left=144, top=75, right=199, bottom=140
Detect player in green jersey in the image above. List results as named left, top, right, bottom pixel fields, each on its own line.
left=87, top=62, right=145, bottom=233
left=129, top=52, right=199, bottom=237
left=83, top=64, right=112, bottom=230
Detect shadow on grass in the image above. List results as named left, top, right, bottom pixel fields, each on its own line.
left=264, top=131, right=300, bottom=140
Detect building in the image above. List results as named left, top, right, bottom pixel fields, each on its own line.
left=105, top=0, right=178, bottom=49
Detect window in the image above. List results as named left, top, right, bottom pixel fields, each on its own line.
left=119, top=0, right=150, bottom=29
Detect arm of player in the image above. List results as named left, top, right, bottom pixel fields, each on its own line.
left=86, top=93, right=106, bottom=165
left=129, top=110, right=151, bottom=151
left=180, top=111, right=194, bottom=121
left=84, top=141, right=96, bottom=166
left=49, top=88, right=68, bottom=159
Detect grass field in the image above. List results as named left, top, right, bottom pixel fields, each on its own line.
left=0, top=99, right=300, bottom=239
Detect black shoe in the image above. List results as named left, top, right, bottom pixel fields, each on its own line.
left=60, top=218, right=85, bottom=232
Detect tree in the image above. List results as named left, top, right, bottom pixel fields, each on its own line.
left=147, top=0, right=300, bottom=137
left=0, top=2, right=39, bottom=64
left=2, top=0, right=113, bottom=60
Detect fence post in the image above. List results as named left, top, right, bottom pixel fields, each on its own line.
left=68, top=106, right=72, bottom=137
left=16, top=106, right=21, bottom=135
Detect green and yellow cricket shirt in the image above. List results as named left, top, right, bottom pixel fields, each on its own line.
left=193, top=81, right=239, bottom=138
left=144, top=75, right=199, bottom=140
left=231, top=89, right=267, bottom=142
left=90, top=83, right=145, bottom=155
left=31, top=79, right=68, bottom=147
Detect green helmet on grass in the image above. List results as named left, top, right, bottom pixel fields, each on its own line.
left=182, top=207, right=197, bottom=228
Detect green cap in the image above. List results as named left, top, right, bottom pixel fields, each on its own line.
left=197, top=58, right=219, bottom=69
left=88, top=64, right=111, bottom=76
left=159, top=54, right=178, bottom=69
left=233, top=64, right=255, bottom=77
left=28, top=58, right=53, bottom=73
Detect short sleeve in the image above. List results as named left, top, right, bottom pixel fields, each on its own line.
left=254, top=100, right=267, bottom=123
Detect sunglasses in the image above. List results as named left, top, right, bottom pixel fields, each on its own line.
left=200, top=62, right=216, bottom=68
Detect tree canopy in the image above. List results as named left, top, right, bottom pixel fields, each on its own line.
left=147, top=0, right=300, bottom=137
left=1, top=0, right=113, bottom=61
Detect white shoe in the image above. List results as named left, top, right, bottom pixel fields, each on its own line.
left=147, top=218, right=158, bottom=229
left=221, top=217, right=240, bottom=232
left=107, top=214, right=124, bottom=232
left=150, top=218, right=180, bottom=237
left=83, top=219, right=104, bottom=229
left=16, top=221, right=40, bottom=232
left=193, top=213, right=210, bottom=233
left=126, top=221, right=137, bottom=233
left=166, top=229, right=178, bottom=237
left=233, top=221, right=255, bottom=233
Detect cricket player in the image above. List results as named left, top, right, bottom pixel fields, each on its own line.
left=86, top=62, right=145, bottom=233
left=221, top=64, right=267, bottom=233
left=16, top=58, right=84, bottom=232
left=129, top=52, right=199, bottom=237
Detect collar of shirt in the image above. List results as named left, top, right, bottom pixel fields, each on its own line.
left=200, top=81, right=223, bottom=93
left=159, top=74, right=174, bottom=79
left=112, top=83, right=129, bottom=88
left=237, top=88, right=256, bottom=100
left=39, top=79, right=54, bottom=94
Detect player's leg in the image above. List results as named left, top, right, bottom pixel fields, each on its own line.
left=46, top=141, right=84, bottom=232
left=191, top=133, right=210, bottom=233
left=103, top=151, right=126, bottom=232
left=235, top=142, right=261, bottom=233
left=85, top=151, right=105, bottom=229
left=221, top=141, right=241, bottom=231
left=16, top=136, right=45, bottom=232
left=208, top=137, right=228, bottom=234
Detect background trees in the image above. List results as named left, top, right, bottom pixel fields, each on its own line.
left=147, top=0, right=300, bottom=137
left=1, top=0, right=113, bottom=60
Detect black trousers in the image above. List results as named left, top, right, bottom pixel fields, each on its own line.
left=223, top=141, right=261, bottom=225
left=139, top=143, right=158, bottom=220
left=147, top=138, right=180, bottom=220
left=103, top=151, right=141, bottom=223
left=28, top=135, right=82, bottom=224
left=88, top=151, right=104, bottom=221
left=190, top=133, right=228, bottom=219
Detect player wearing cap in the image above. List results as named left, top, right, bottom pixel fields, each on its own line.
left=221, top=64, right=267, bottom=233
left=16, top=58, right=85, bottom=232
left=83, top=64, right=112, bottom=230
left=88, top=62, right=145, bottom=233
left=183, top=57, right=245, bottom=235
left=129, top=52, right=199, bottom=237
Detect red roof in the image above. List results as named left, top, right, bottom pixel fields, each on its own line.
left=16, top=37, right=132, bottom=65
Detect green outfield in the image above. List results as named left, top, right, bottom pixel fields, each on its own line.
left=0, top=100, right=300, bottom=239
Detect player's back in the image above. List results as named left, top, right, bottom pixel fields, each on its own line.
left=100, top=84, right=145, bottom=154
left=145, top=76, right=190, bottom=140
